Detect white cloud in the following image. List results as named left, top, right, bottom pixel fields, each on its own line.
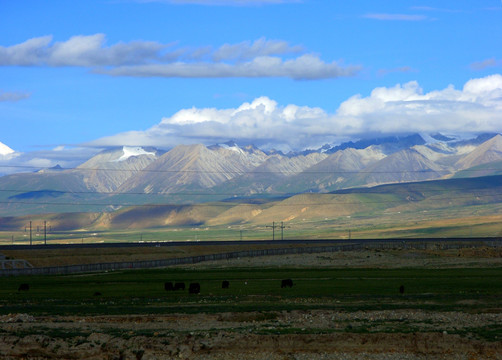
left=136, top=0, right=299, bottom=5
left=0, top=146, right=101, bottom=175
left=212, top=38, right=303, bottom=61
left=336, top=74, right=502, bottom=135
left=363, top=13, right=429, bottom=21
left=0, top=35, right=356, bottom=80
left=102, top=54, right=359, bottom=80
left=0, top=36, right=52, bottom=66
left=88, top=74, right=502, bottom=151
left=0, top=34, right=168, bottom=67
left=0, top=90, right=31, bottom=102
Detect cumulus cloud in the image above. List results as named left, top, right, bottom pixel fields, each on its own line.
left=0, top=35, right=356, bottom=80
left=0, top=90, right=31, bottom=102
left=336, top=74, right=502, bottom=135
left=87, top=74, right=502, bottom=151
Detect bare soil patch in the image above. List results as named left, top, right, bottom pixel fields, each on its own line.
left=1, top=310, right=501, bottom=359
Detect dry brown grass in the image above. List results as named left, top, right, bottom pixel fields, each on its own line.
left=1, top=243, right=326, bottom=267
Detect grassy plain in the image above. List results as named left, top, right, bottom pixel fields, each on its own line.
left=2, top=208, right=502, bottom=246
left=1, top=267, right=501, bottom=316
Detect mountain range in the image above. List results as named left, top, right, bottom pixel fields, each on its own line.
left=1, top=133, right=502, bottom=217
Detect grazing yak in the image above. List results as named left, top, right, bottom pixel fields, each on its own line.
left=281, top=279, right=293, bottom=288
left=164, top=282, right=174, bottom=291
left=18, top=283, right=29, bottom=291
left=399, top=285, right=405, bottom=294
left=189, top=283, right=201, bottom=294
left=174, top=282, right=185, bottom=291
left=165, top=282, right=185, bottom=291
left=222, top=280, right=230, bottom=289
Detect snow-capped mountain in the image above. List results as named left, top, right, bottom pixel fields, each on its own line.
left=2, top=133, right=502, bottom=216
left=76, top=146, right=161, bottom=192
left=114, top=146, right=157, bottom=162
left=0, top=141, right=15, bottom=156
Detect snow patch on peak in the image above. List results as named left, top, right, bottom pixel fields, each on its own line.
left=115, top=146, right=156, bottom=162
left=419, top=133, right=440, bottom=145
left=0, top=141, right=15, bottom=156
left=217, top=142, right=245, bottom=155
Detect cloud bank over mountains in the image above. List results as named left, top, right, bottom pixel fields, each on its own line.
left=90, top=74, right=502, bottom=151
left=0, top=34, right=357, bottom=80
left=1, top=74, right=501, bottom=173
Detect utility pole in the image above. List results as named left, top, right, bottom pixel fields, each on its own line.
left=44, top=221, right=47, bottom=245
left=29, top=221, right=32, bottom=246
left=266, top=222, right=277, bottom=240
left=280, top=221, right=285, bottom=240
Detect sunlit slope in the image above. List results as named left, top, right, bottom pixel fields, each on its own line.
left=2, top=174, right=502, bottom=232
left=274, top=147, right=384, bottom=193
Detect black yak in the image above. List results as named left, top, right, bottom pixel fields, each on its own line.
left=174, top=282, right=185, bottom=291
left=18, top=283, right=29, bottom=291
left=164, top=282, right=174, bottom=291
left=281, top=279, right=293, bottom=288
left=189, top=283, right=201, bottom=294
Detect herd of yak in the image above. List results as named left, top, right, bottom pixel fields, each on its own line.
left=15, top=279, right=295, bottom=295
left=163, top=278, right=294, bottom=294
left=17, top=279, right=404, bottom=296
left=17, top=280, right=406, bottom=295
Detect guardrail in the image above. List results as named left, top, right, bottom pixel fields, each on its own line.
left=1, top=239, right=501, bottom=276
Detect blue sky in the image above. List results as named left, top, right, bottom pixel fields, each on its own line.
left=1, top=0, right=501, bottom=168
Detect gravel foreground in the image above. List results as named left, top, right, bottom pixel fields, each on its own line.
left=1, top=309, right=501, bottom=359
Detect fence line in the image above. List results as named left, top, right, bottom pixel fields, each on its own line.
left=1, top=239, right=501, bottom=277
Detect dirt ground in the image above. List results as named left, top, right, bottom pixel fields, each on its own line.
left=172, top=246, right=502, bottom=270
left=1, top=309, right=502, bottom=360
left=1, top=247, right=501, bottom=359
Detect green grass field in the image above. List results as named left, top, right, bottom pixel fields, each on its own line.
left=1, top=267, right=501, bottom=316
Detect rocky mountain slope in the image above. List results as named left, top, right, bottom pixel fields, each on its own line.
left=1, top=133, right=502, bottom=216
left=76, top=146, right=160, bottom=192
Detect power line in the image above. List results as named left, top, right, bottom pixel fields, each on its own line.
left=0, top=163, right=500, bottom=175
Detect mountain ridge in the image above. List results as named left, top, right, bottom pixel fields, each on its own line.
left=2, top=132, right=502, bottom=216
